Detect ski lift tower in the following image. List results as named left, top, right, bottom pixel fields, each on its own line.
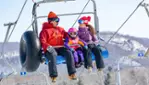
left=32, top=0, right=100, bottom=38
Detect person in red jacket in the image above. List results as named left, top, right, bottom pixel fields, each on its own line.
left=39, top=11, right=77, bottom=82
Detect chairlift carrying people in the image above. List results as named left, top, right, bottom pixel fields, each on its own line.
left=18, top=0, right=109, bottom=83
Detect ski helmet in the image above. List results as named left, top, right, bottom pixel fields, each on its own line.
left=68, top=28, right=78, bottom=38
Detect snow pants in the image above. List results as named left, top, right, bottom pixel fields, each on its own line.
left=88, top=44, right=105, bottom=69
left=45, top=47, right=76, bottom=77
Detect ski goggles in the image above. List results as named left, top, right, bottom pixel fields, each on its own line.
left=78, top=19, right=89, bottom=24
left=69, top=32, right=78, bottom=35
left=48, top=17, right=60, bottom=22
left=68, top=32, right=78, bottom=35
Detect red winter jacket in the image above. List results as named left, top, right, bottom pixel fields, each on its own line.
left=39, top=22, right=67, bottom=52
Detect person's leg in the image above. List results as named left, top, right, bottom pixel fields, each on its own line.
left=45, top=51, right=58, bottom=78
left=76, top=49, right=84, bottom=67
left=76, top=49, right=84, bottom=62
left=73, top=51, right=80, bottom=68
left=91, top=45, right=105, bottom=69
left=57, top=47, right=77, bottom=79
left=80, top=47, right=92, bottom=69
left=73, top=51, right=79, bottom=63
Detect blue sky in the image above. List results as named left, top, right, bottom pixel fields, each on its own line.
left=0, top=0, right=149, bottom=42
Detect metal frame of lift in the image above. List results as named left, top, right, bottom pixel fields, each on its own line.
left=31, top=0, right=100, bottom=38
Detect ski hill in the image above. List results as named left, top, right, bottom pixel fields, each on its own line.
left=0, top=32, right=149, bottom=85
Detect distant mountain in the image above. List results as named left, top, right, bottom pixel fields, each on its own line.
left=100, top=31, right=149, bottom=47
left=0, top=42, right=19, bottom=52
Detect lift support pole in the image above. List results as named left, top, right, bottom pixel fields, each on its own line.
left=3, top=22, right=16, bottom=43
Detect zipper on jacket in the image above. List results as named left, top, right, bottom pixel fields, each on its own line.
left=55, top=29, right=58, bottom=45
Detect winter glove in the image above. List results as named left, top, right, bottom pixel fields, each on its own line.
left=70, top=48, right=75, bottom=52
left=94, top=40, right=100, bottom=46
left=47, top=46, right=57, bottom=56
left=84, top=45, right=88, bottom=49
left=97, top=44, right=100, bottom=47
left=41, top=56, right=49, bottom=65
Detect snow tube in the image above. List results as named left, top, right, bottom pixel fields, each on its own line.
left=19, top=31, right=41, bottom=72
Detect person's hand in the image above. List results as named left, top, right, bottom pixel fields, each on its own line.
left=87, top=41, right=93, bottom=44
left=84, top=45, right=88, bottom=49
left=47, top=46, right=53, bottom=52
left=94, top=40, right=99, bottom=43
left=93, top=40, right=100, bottom=46
left=70, top=48, right=75, bottom=52
left=47, top=46, right=57, bottom=56
left=97, top=44, right=100, bottom=46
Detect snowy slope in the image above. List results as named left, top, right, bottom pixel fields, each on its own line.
left=100, top=32, right=148, bottom=52
left=0, top=32, right=149, bottom=85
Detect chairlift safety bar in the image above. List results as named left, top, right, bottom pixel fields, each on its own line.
left=38, top=0, right=75, bottom=4
left=36, top=12, right=94, bottom=19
